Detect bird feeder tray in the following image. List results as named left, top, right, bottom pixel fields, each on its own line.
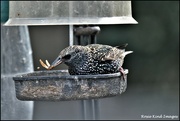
left=13, top=69, right=128, bottom=101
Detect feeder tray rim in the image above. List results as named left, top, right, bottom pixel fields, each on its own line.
left=13, top=69, right=128, bottom=81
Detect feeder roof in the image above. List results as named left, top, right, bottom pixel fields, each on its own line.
left=5, top=1, right=137, bottom=26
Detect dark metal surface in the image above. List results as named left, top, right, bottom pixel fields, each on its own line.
left=73, top=26, right=100, bottom=45
left=74, top=26, right=100, bottom=36
left=13, top=70, right=128, bottom=101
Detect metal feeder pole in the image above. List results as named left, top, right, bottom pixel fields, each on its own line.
left=69, top=25, right=100, bottom=120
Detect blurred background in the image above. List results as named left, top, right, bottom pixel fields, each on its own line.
left=1, top=1, right=179, bottom=120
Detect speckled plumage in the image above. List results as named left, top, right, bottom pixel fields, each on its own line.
left=50, top=44, right=133, bottom=75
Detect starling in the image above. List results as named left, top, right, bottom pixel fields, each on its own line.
left=47, top=44, right=133, bottom=75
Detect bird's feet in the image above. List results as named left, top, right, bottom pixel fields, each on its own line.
left=119, top=67, right=126, bottom=80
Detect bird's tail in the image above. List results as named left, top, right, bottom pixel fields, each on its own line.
left=122, top=51, right=133, bottom=57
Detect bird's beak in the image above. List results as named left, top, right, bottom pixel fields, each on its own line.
left=48, top=56, right=63, bottom=69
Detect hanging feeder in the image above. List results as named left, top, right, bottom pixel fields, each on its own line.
left=6, top=1, right=137, bottom=101
left=4, top=1, right=137, bottom=26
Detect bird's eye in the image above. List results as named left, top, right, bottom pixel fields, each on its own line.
left=62, top=54, right=71, bottom=60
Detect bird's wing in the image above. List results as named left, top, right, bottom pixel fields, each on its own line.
left=115, top=43, right=128, bottom=49
left=87, top=44, right=124, bottom=61
left=101, top=48, right=125, bottom=61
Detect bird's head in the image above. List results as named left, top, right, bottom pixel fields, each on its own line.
left=49, top=45, right=85, bottom=69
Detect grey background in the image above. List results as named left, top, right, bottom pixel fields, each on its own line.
left=28, top=1, right=179, bottom=120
